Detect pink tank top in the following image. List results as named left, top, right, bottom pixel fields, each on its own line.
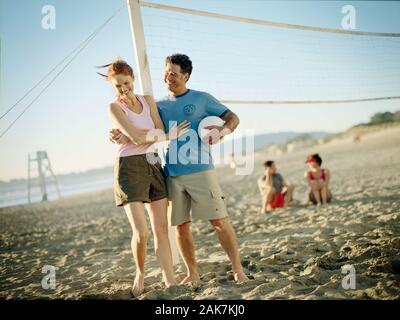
left=115, top=95, right=156, bottom=157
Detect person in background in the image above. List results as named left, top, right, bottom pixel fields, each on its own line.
left=258, top=160, right=294, bottom=213
left=304, top=153, right=332, bottom=206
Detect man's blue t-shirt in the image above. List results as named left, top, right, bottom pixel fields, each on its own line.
left=157, top=89, right=230, bottom=177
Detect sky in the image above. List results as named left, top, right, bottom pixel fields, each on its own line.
left=0, top=0, right=399, bottom=181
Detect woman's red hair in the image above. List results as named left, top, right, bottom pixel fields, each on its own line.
left=96, top=59, right=134, bottom=79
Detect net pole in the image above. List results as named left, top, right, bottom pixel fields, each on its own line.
left=127, top=0, right=153, bottom=95
left=127, top=0, right=180, bottom=266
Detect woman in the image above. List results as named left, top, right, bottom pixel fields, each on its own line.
left=304, top=153, right=332, bottom=205
left=99, top=59, right=189, bottom=296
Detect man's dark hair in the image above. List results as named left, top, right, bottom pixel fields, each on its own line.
left=311, top=153, right=322, bottom=166
left=264, top=160, right=274, bottom=168
left=165, top=54, right=193, bottom=80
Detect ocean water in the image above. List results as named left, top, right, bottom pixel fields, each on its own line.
left=0, top=170, right=114, bottom=208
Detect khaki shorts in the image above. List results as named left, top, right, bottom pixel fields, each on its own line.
left=166, top=169, right=228, bottom=226
left=114, top=153, right=168, bottom=207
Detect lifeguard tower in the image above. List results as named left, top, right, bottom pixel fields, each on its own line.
left=27, top=151, right=61, bottom=203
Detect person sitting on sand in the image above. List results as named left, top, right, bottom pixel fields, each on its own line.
left=100, top=59, right=189, bottom=296
left=304, top=153, right=332, bottom=205
left=258, top=160, right=294, bottom=213
left=353, top=133, right=361, bottom=143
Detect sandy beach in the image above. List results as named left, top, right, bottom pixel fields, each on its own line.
left=1, top=126, right=399, bottom=300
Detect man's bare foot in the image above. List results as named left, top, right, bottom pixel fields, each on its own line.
left=234, top=270, right=249, bottom=284
left=180, top=274, right=200, bottom=289
left=165, top=279, right=178, bottom=288
left=131, top=273, right=145, bottom=297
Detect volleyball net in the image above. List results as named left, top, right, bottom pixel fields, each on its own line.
left=139, top=2, right=400, bottom=105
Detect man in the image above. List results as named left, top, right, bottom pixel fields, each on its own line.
left=110, top=54, right=249, bottom=286
left=258, top=160, right=294, bottom=213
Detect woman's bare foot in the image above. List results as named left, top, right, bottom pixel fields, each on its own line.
left=180, top=274, right=200, bottom=289
left=131, top=273, right=145, bottom=297
left=234, top=270, right=249, bottom=284
left=162, top=272, right=178, bottom=288
left=165, top=279, right=178, bottom=288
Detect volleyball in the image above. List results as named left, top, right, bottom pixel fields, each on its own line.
left=198, top=116, right=226, bottom=144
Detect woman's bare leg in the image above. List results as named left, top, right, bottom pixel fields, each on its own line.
left=123, top=202, right=148, bottom=297
left=320, top=183, right=328, bottom=204
left=146, top=198, right=177, bottom=287
left=310, top=182, right=321, bottom=205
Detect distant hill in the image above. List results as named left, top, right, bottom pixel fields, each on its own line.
left=251, top=131, right=329, bottom=151
left=322, top=109, right=400, bottom=143
left=211, top=131, right=331, bottom=161
left=219, top=131, right=330, bottom=153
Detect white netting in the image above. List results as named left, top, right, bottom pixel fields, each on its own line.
left=141, top=4, right=400, bottom=103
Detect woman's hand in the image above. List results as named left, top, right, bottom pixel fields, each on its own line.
left=309, top=180, right=318, bottom=188
left=167, top=120, right=190, bottom=140
left=320, top=180, right=328, bottom=188
left=109, top=128, right=129, bottom=144
left=109, top=128, right=121, bottom=143
left=108, top=120, right=190, bottom=145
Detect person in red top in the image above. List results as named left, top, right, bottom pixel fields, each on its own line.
left=304, top=154, right=332, bottom=205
